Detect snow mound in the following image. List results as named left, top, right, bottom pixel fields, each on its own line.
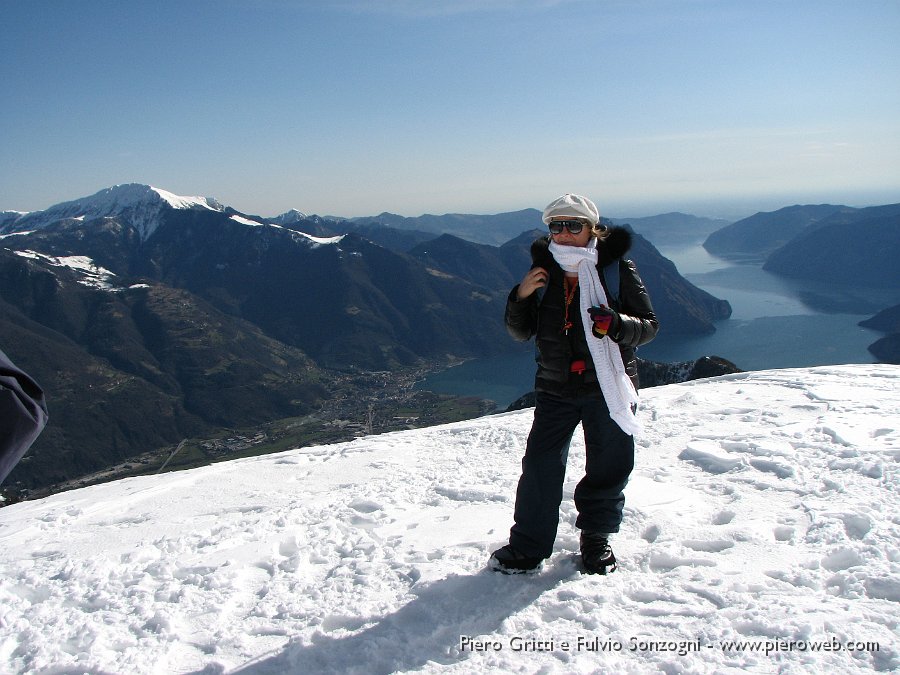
left=0, top=364, right=897, bottom=673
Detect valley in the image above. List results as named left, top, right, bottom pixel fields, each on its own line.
left=13, top=365, right=496, bottom=501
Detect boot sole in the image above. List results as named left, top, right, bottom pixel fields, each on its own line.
left=581, top=558, right=618, bottom=575
left=489, top=556, right=542, bottom=575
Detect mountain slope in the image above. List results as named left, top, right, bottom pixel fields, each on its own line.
left=0, top=365, right=896, bottom=674
left=763, top=205, right=900, bottom=287
left=137, top=214, right=508, bottom=369
left=407, top=233, right=519, bottom=290
left=0, top=295, right=206, bottom=487
left=702, top=204, right=853, bottom=258
left=860, top=303, right=900, bottom=333
left=0, top=247, right=334, bottom=489
left=860, top=303, right=900, bottom=364
left=610, top=212, right=732, bottom=245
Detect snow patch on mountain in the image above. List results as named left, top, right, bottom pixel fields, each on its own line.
left=13, top=250, right=119, bottom=290
left=229, top=214, right=266, bottom=227
left=294, top=231, right=345, bottom=246
left=223, top=214, right=343, bottom=245
left=0, top=365, right=897, bottom=674
left=0, top=230, right=34, bottom=240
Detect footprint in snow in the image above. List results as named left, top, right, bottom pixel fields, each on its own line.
left=678, top=442, right=744, bottom=474
left=712, top=510, right=736, bottom=525
left=683, top=539, right=734, bottom=553
left=349, top=498, right=383, bottom=514
left=642, top=524, right=661, bottom=543
left=648, top=550, right=717, bottom=572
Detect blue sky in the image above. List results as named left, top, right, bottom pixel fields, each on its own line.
left=2, top=0, right=899, bottom=219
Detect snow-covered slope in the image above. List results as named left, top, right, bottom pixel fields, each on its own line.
left=0, top=365, right=897, bottom=674
left=11, top=250, right=119, bottom=290
left=2, top=184, right=222, bottom=240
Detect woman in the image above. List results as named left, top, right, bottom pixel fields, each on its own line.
left=491, top=193, right=658, bottom=574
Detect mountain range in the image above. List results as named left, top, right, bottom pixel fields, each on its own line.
left=702, top=202, right=900, bottom=288
left=0, top=184, right=730, bottom=493
left=347, top=209, right=545, bottom=247
left=344, top=208, right=733, bottom=248
left=699, top=201, right=900, bottom=363
left=702, top=204, right=856, bottom=259
left=762, top=203, right=900, bottom=287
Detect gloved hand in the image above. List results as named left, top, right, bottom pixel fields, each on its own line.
left=587, top=305, right=619, bottom=339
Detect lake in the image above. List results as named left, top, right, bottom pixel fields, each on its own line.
left=417, top=242, right=897, bottom=408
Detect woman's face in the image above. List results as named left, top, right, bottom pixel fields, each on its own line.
left=549, top=217, right=593, bottom=247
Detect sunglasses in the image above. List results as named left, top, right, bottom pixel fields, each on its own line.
left=548, top=219, right=587, bottom=235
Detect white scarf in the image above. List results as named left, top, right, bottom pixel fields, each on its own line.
left=549, top=238, right=641, bottom=436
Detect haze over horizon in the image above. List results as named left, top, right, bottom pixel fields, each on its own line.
left=2, top=1, right=899, bottom=220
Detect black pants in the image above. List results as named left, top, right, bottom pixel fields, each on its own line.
left=509, top=390, right=635, bottom=559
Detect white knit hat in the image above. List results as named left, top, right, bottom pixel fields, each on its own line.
left=541, top=193, right=600, bottom=226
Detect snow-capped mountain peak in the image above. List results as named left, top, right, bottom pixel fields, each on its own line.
left=144, top=185, right=220, bottom=212
left=270, top=208, right=308, bottom=225
left=2, top=184, right=223, bottom=241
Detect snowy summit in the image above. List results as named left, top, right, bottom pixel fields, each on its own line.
left=0, top=365, right=897, bottom=673
left=0, top=185, right=338, bottom=249
left=2, top=184, right=222, bottom=241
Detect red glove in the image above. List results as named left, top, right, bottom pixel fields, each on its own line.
left=588, top=305, right=618, bottom=338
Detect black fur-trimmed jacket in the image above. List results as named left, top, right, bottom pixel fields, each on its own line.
left=505, top=227, right=658, bottom=395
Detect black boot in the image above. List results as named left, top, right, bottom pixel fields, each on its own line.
left=489, top=544, right=543, bottom=574
left=580, top=531, right=617, bottom=574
